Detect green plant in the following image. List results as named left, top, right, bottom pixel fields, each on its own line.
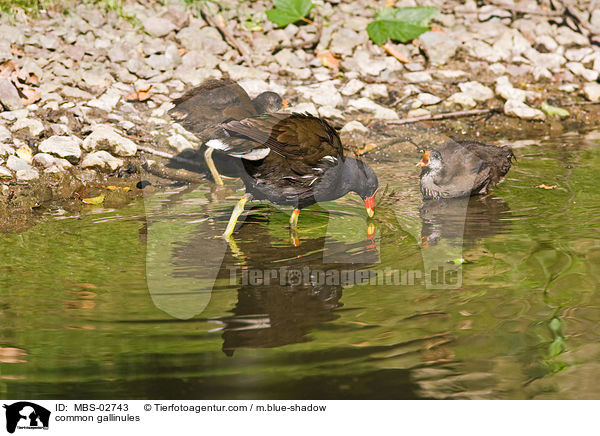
left=266, top=0, right=313, bottom=27
left=367, top=6, right=438, bottom=45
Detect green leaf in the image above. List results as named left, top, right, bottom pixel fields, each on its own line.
left=390, top=6, right=439, bottom=26
left=541, top=102, right=570, bottom=119
left=367, top=19, right=430, bottom=45
left=266, top=0, right=313, bottom=27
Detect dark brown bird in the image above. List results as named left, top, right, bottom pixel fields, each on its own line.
left=205, top=113, right=379, bottom=241
left=417, top=140, right=514, bottom=200
left=168, top=78, right=284, bottom=184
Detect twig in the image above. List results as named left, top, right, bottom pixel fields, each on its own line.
left=560, top=101, right=600, bottom=107
left=199, top=4, right=252, bottom=65
left=443, top=5, right=561, bottom=17
left=372, top=108, right=499, bottom=126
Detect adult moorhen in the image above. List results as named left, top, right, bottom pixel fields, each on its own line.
left=417, top=139, right=514, bottom=200
left=169, top=78, right=284, bottom=185
left=205, top=112, right=379, bottom=241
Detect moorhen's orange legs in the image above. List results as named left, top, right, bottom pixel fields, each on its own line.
left=204, top=147, right=224, bottom=186
left=289, top=208, right=300, bottom=247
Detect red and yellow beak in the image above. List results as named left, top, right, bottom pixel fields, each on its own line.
left=416, top=150, right=430, bottom=167
left=281, top=99, right=289, bottom=109
left=364, top=195, right=375, bottom=218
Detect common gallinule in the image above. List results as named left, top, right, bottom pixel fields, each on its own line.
left=417, top=140, right=514, bottom=200
left=205, top=112, right=379, bottom=240
left=169, top=78, right=284, bottom=185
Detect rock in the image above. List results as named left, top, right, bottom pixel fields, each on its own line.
left=329, top=28, right=364, bottom=56
left=82, top=125, right=137, bottom=156
left=533, top=66, right=552, bottom=81
left=565, top=47, right=593, bottom=62
left=495, top=76, right=532, bottom=102
left=535, top=35, right=558, bottom=53
left=525, top=51, right=566, bottom=70
left=404, top=71, right=433, bottom=83
left=81, top=151, right=124, bottom=171
left=583, top=82, right=600, bottom=102
left=417, top=93, right=441, bottom=105
left=86, top=88, right=121, bottom=112
left=274, top=48, right=305, bottom=69
left=39, top=136, right=83, bottom=163
left=446, top=92, right=477, bottom=109
left=340, top=120, right=369, bottom=135
left=458, top=81, right=494, bottom=102
left=407, top=108, right=430, bottom=118
left=11, top=118, right=44, bottom=137
left=464, top=40, right=501, bottom=63
left=0, top=108, right=28, bottom=121
left=0, top=143, right=14, bottom=157
left=167, top=134, right=194, bottom=152
left=592, top=9, right=600, bottom=29
left=107, top=44, right=130, bottom=63
left=418, top=31, right=459, bottom=65
left=16, top=144, right=33, bottom=163
left=0, top=79, right=23, bottom=111
left=297, top=81, right=342, bottom=108
left=6, top=155, right=39, bottom=180
left=283, top=102, right=318, bottom=116
left=433, top=70, right=468, bottom=81
left=0, top=124, right=10, bottom=142
left=340, top=78, right=365, bottom=96
left=566, top=62, right=599, bottom=82
left=555, top=27, right=589, bottom=46
left=32, top=153, right=72, bottom=171
left=142, top=16, right=176, bottom=37
left=0, top=166, right=11, bottom=178
left=504, top=100, right=545, bottom=120
left=81, top=67, right=113, bottom=90
left=350, top=49, right=388, bottom=76
left=348, top=98, right=399, bottom=120
left=361, top=84, right=388, bottom=99
left=177, top=27, right=227, bottom=54
left=219, top=63, right=268, bottom=81
left=318, top=106, right=344, bottom=120
left=61, top=86, right=94, bottom=100
left=0, top=39, right=11, bottom=63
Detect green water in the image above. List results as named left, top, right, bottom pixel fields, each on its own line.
left=1, top=131, right=599, bottom=399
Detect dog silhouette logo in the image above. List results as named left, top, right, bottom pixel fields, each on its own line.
left=3, top=402, right=50, bottom=433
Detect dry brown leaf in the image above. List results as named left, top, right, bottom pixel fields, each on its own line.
left=382, top=43, right=410, bottom=63
left=11, top=44, right=24, bottom=57
left=385, top=0, right=395, bottom=5
left=317, top=51, right=339, bottom=69
left=356, top=143, right=379, bottom=156
left=536, top=184, right=557, bottom=189
left=126, top=89, right=152, bottom=102
left=20, top=87, right=41, bottom=105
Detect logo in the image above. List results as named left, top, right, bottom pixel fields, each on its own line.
left=3, top=402, right=50, bottom=434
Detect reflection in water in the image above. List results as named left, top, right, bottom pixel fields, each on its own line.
left=420, top=196, right=512, bottom=247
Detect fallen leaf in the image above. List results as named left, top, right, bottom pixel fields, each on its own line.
left=11, top=44, right=24, bottom=56
left=356, top=143, right=379, bottom=155
left=103, top=185, right=132, bottom=191
left=382, top=42, right=410, bottom=62
left=20, top=87, right=41, bottom=105
left=536, top=184, right=557, bottom=189
left=126, top=89, right=151, bottom=102
left=82, top=195, right=105, bottom=205
left=385, top=0, right=395, bottom=5
left=317, top=51, right=339, bottom=69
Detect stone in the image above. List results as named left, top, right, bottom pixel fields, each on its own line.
left=446, top=92, right=477, bottom=109
left=0, top=166, right=11, bottom=178
left=81, top=67, right=113, bottom=90
left=143, top=16, right=176, bottom=37
left=82, top=125, right=137, bottom=156
left=417, top=93, right=441, bottom=105
left=566, top=62, right=599, bottom=82
left=11, top=118, right=44, bottom=137
left=0, top=143, right=14, bottom=157
left=458, top=81, right=494, bottom=102
left=0, top=79, right=23, bottom=111
left=81, top=151, right=124, bottom=171
left=433, top=70, right=468, bottom=81
left=6, top=155, right=39, bottom=180
left=39, top=136, right=82, bottom=163
left=555, top=27, right=589, bottom=46
left=350, top=49, right=388, bottom=76
left=565, top=47, right=593, bottom=62
left=464, top=40, right=501, bottom=63
left=348, top=98, right=399, bottom=120
left=167, top=134, right=194, bottom=152
left=329, top=28, right=364, bottom=55
left=318, top=106, right=344, bottom=120
left=283, top=102, right=318, bottom=116
left=535, top=35, right=558, bottom=53
left=16, top=144, right=33, bottom=163
left=583, top=82, right=600, bottom=102
left=32, top=153, right=72, bottom=171
left=340, top=79, right=365, bottom=96
left=86, top=88, right=122, bottom=112
left=361, top=84, right=388, bottom=99
left=0, top=124, right=10, bottom=142
left=418, top=31, right=459, bottom=65
left=404, top=71, right=433, bottom=83
left=495, top=76, right=531, bottom=102
left=533, top=67, right=552, bottom=81
left=219, top=63, right=268, bottom=81
left=407, top=108, right=430, bottom=118
left=297, top=81, right=342, bottom=108
left=504, top=100, right=545, bottom=120
left=340, top=120, right=369, bottom=135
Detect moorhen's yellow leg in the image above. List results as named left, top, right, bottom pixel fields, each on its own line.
left=223, top=194, right=251, bottom=239
left=204, top=147, right=224, bottom=186
left=289, top=208, right=300, bottom=247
